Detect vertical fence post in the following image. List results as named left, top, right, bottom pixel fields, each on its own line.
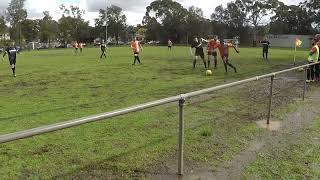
left=178, top=97, right=185, bottom=175
left=303, top=66, right=307, bottom=101
left=267, top=75, right=274, bottom=125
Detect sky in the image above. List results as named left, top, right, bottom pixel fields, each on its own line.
left=0, top=0, right=304, bottom=26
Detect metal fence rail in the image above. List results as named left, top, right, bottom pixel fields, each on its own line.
left=0, top=62, right=319, bottom=175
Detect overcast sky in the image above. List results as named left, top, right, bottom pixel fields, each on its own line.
left=0, top=0, right=304, bottom=26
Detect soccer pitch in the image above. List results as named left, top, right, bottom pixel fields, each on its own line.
left=0, top=46, right=308, bottom=178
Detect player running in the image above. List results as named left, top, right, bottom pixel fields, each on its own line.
left=207, top=35, right=219, bottom=69
left=190, top=37, right=207, bottom=69
left=168, top=39, right=173, bottom=50
left=2, top=42, right=20, bottom=77
left=130, top=37, right=143, bottom=65
left=74, top=42, right=79, bottom=54
left=216, top=41, right=239, bottom=74
left=100, top=43, right=107, bottom=59
left=79, top=42, right=83, bottom=53
left=260, top=38, right=270, bottom=61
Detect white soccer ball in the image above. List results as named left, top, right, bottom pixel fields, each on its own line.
left=206, top=70, right=213, bottom=76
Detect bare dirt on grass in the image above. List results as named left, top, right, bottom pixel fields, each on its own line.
left=148, top=72, right=318, bottom=180
left=63, top=71, right=315, bottom=179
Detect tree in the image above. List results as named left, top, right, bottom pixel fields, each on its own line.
left=211, top=2, right=247, bottom=41
left=58, top=5, right=90, bottom=44
left=94, top=5, right=127, bottom=44
left=304, top=0, right=320, bottom=31
left=0, top=16, right=6, bottom=36
left=143, top=0, right=188, bottom=43
left=269, top=3, right=314, bottom=34
left=21, top=19, right=39, bottom=42
left=6, top=0, right=27, bottom=44
left=39, top=11, right=59, bottom=45
left=235, top=0, right=278, bottom=46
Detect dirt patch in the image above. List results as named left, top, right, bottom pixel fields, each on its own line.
left=211, top=89, right=320, bottom=179
left=256, top=120, right=282, bottom=131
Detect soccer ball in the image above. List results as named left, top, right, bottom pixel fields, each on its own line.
left=206, top=70, right=213, bottom=76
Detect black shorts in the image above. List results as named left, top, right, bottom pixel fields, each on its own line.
left=134, top=51, right=139, bottom=55
left=195, top=49, right=205, bottom=59
left=9, top=58, right=16, bottom=65
left=263, top=49, right=268, bottom=53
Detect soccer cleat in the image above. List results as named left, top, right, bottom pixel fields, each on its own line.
left=13, top=74, right=16, bottom=77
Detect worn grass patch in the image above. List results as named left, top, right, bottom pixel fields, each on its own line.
left=243, top=117, right=320, bottom=179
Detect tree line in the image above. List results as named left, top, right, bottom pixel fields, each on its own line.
left=0, top=0, right=319, bottom=47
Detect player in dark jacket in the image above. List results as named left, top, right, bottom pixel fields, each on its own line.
left=3, top=42, right=20, bottom=77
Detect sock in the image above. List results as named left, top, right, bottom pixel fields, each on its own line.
left=193, top=60, right=196, bottom=68
left=203, top=60, right=207, bottom=68
left=137, top=56, right=141, bottom=64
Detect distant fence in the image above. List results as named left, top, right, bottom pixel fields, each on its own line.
left=0, top=62, right=319, bottom=175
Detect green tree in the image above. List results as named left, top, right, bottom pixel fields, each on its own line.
left=235, top=0, right=277, bottom=46
left=304, top=0, right=320, bottom=31
left=269, top=3, right=314, bottom=34
left=0, top=16, right=6, bottom=36
left=95, top=5, right=127, bottom=44
left=211, top=2, right=247, bottom=41
left=143, top=0, right=188, bottom=43
left=39, top=11, right=59, bottom=45
left=58, top=5, right=90, bottom=44
left=6, top=0, right=27, bottom=44
left=21, top=19, right=39, bottom=42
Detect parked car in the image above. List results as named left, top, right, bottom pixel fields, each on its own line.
left=147, top=40, right=160, bottom=45
left=37, top=44, right=49, bottom=50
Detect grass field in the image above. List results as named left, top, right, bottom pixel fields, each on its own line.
left=0, top=46, right=309, bottom=178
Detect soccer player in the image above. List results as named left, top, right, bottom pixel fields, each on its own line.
left=74, top=42, right=79, bottom=54
left=100, top=43, right=107, bottom=59
left=260, top=38, right=270, bottom=61
left=2, top=42, right=20, bottom=77
left=168, top=39, right=173, bottom=50
left=207, top=35, right=219, bottom=69
left=130, top=37, right=143, bottom=65
left=216, top=41, right=239, bottom=74
left=190, top=37, right=207, bottom=69
left=79, top=42, right=83, bottom=53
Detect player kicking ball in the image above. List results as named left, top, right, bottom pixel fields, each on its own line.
left=207, top=35, right=219, bottom=69
left=2, top=42, right=20, bottom=77
left=190, top=37, right=207, bottom=69
left=216, top=41, right=239, bottom=74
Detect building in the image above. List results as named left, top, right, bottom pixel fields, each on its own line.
left=265, top=34, right=313, bottom=48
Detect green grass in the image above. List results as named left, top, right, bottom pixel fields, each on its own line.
left=243, top=117, right=320, bottom=179
left=0, top=46, right=309, bottom=178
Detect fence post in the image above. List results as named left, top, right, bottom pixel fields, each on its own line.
left=178, top=97, right=185, bottom=175
left=303, top=66, right=307, bottom=101
left=267, top=75, right=274, bottom=125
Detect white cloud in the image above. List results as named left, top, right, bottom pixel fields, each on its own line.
left=0, top=0, right=305, bottom=25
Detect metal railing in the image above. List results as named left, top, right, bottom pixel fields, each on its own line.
left=0, top=62, right=319, bottom=175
